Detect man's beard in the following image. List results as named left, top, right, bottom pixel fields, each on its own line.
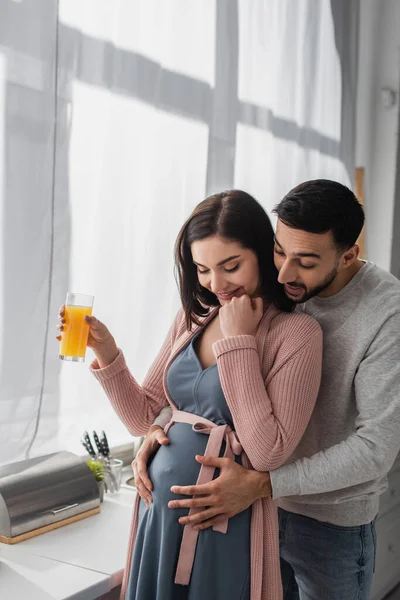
left=285, top=265, right=339, bottom=303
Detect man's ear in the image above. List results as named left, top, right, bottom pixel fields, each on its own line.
left=340, top=245, right=360, bottom=269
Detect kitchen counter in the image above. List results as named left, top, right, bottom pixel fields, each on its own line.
left=0, top=478, right=136, bottom=599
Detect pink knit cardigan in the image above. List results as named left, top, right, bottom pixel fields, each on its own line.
left=91, top=303, right=322, bottom=600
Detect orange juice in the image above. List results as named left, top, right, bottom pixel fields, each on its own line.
left=59, top=305, right=92, bottom=360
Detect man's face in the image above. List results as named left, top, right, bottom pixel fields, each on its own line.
left=274, top=220, right=341, bottom=303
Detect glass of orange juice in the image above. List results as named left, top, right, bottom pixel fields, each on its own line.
left=59, top=293, right=94, bottom=362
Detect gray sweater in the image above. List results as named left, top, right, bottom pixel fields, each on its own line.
left=273, top=261, right=400, bottom=525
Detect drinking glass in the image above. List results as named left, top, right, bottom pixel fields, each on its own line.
left=104, top=458, right=123, bottom=493
left=59, top=293, right=94, bottom=363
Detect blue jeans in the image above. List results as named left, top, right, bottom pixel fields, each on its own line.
left=279, top=508, right=377, bottom=600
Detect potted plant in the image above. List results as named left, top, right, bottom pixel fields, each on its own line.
left=86, top=459, right=105, bottom=502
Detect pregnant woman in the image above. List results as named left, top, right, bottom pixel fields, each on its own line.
left=57, top=190, right=322, bottom=600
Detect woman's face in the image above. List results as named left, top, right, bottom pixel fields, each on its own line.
left=191, top=235, right=261, bottom=305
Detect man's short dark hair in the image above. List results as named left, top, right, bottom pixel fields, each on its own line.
left=273, top=179, right=365, bottom=251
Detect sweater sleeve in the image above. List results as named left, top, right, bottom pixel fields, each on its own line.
left=153, top=406, right=174, bottom=428
left=212, top=316, right=323, bottom=472
left=90, top=309, right=184, bottom=436
left=270, top=311, right=400, bottom=498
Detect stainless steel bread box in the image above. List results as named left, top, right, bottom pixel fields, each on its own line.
left=0, top=451, right=100, bottom=544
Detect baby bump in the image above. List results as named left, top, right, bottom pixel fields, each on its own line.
left=147, top=422, right=209, bottom=504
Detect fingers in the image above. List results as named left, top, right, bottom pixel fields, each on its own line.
left=178, top=507, right=226, bottom=527
left=225, top=295, right=251, bottom=306
left=170, top=481, right=214, bottom=496
left=137, top=427, right=170, bottom=461
left=134, top=476, right=152, bottom=508
left=133, top=456, right=153, bottom=492
left=195, top=455, right=228, bottom=469
left=84, top=314, right=97, bottom=325
left=168, top=494, right=218, bottom=509
left=57, top=308, right=66, bottom=337
left=83, top=315, right=108, bottom=335
left=132, top=461, right=153, bottom=506
left=153, top=428, right=170, bottom=446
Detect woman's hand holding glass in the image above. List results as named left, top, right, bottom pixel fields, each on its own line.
left=57, top=306, right=119, bottom=368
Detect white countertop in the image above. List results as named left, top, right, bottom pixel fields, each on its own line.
left=0, top=480, right=136, bottom=599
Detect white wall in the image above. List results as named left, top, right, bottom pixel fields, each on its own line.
left=356, top=0, right=400, bottom=272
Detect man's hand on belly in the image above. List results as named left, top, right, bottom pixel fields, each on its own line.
left=168, top=455, right=272, bottom=530
left=133, top=425, right=170, bottom=508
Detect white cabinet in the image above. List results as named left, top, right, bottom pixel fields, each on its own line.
left=371, top=456, right=400, bottom=600
left=378, top=469, right=400, bottom=519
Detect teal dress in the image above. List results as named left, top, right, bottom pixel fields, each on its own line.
left=126, top=335, right=251, bottom=600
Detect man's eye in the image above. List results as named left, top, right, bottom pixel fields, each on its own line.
left=300, top=264, right=316, bottom=270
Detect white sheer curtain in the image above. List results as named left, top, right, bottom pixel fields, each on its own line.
left=0, top=0, right=357, bottom=464
left=235, top=0, right=351, bottom=212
